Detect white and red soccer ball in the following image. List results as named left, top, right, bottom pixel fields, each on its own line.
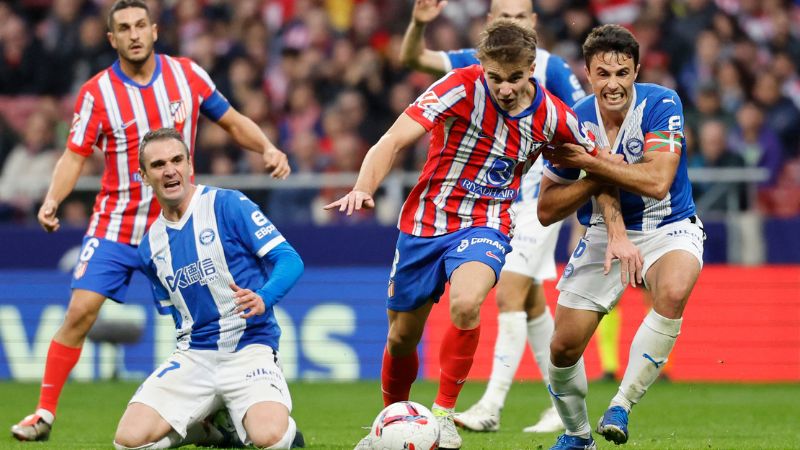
left=366, top=401, right=440, bottom=450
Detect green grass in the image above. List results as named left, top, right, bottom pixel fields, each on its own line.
left=1, top=381, right=799, bottom=449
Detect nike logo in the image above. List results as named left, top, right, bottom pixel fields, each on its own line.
left=116, top=119, right=136, bottom=131
left=456, top=379, right=466, bottom=385
left=643, top=353, right=666, bottom=368
left=547, top=384, right=563, bottom=399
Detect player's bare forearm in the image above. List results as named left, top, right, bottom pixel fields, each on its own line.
left=217, top=108, right=274, bottom=154
left=537, top=175, right=603, bottom=226
left=400, top=21, right=446, bottom=75
left=584, top=152, right=679, bottom=200
left=44, top=150, right=87, bottom=205
left=596, top=187, right=625, bottom=239
left=354, top=114, right=426, bottom=195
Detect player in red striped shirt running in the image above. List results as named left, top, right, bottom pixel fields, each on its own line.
left=11, top=0, right=290, bottom=442
left=327, top=21, right=594, bottom=450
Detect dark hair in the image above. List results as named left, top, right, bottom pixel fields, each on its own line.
left=107, top=0, right=151, bottom=31
left=476, top=20, right=538, bottom=66
left=138, top=128, right=189, bottom=170
left=582, top=24, right=640, bottom=69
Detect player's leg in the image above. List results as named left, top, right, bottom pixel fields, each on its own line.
left=599, top=218, right=703, bottom=444
left=382, top=302, right=434, bottom=405
left=12, top=237, right=139, bottom=441
left=596, top=307, right=621, bottom=381
left=455, top=270, right=531, bottom=432
left=113, top=403, right=175, bottom=449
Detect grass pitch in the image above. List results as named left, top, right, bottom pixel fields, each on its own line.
left=1, top=380, right=798, bottom=449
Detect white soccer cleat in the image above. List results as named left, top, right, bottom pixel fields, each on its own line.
left=433, top=407, right=462, bottom=449
left=523, top=405, right=565, bottom=433
left=453, top=402, right=500, bottom=432
left=11, top=413, right=53, bottom=442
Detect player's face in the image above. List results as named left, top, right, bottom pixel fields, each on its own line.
left=488, top=0, right=537, bottom=30
left=482, top=58, right=535, bottom=113
left=107, top=7, right=157, bottom=64
left=140, top=139, right=194, bottom=208
left=586, top=51, right=639, bottom=115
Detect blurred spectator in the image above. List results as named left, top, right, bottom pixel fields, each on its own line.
left=0, top=115, right=18, bottom=170
left=667, top=0, right=717, bottom=71
left=678, top=30, right=720, bottom=103
left=72, top=15, right=117, bottom=92
left=0, top=109, right=58, bottom=216
left=60, top=199, right=89, bottom=228
left=270, top=130, right=324, bottom=224
left=728, top=102, right=784, bottom=187
left=751, top=72, right=800, bottom=157
left=0, top=14, right=50, bottom=94
left=713, top=59, right=749, bottom=114
left=278, top=81, right=322, bottom=148
left=771, top=52, right=800, bottom=110
left=685, top=82, right=735, bottom=134
left=690, top=120, right=747, bottom=213
left=314, top=132, right=370, bottom=225
left=758, top=158, right=800, bottom=218
left=37, top=0, right=86, bottom=94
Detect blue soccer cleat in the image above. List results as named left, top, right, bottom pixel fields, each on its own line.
left=596, top=405, right=629, bottom=444
left=549, top=433, right=597, bottom=450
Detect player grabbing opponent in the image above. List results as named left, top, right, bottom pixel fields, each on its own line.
left=329, top=21, right=595, bottom=450
left=12, top=0, right=289, bottom=441
left=400, top=0, right=586, bottom=433
left=114, top=128, right=304, bottom=450
left=538, top=25, right=704, bottom=449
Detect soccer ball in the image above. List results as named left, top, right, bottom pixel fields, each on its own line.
left=366, top=401, right=440, bottom=450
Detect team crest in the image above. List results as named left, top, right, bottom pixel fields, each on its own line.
left=199, top=228, right=216, bottom=245
left=626, top=138, right=643, bottom=155
left=169, top=100, right=186, bottom=125
left=387, top=280, right=395, bottom=297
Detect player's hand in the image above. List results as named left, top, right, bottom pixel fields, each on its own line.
left=37, top=199, right=60, bottom=232
left=604, top=236, right=644, bottom=287
left=595, top=147, right=625, bottom=165
left=413, top=0, right=447, bottom=24
left=230, top=282, right=266, bottom=318
left=543, top=143, right=595, bottom=169
left=323, top=190, right=375, bottom=215
left=262, top=147, right=291, bottom=180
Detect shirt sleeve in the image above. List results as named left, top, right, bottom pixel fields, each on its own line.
left=187, top=60, right=231, bottom=121
left=643, top=92, right=685, bottom=154
left=544, top=55, right=587, bottom=107
left=256, top=241, right=304, bottom=309
left=543, top=159, right=582, bottom=184
left=444, top=48, right=480, bottom=70
left=550, top=96, right=597, bottom=153
left=223, top=190, right=286, bottom=258
left=66, top=85, right=103, bottom=156
left=404, top=70, right=471, bottom=131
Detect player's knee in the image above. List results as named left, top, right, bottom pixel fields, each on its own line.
left=113, top=428, right=154, bottom=449
left=654, top=286, right=689, bottom=318
left=386, top=330, right=418, bottom=355
left=550, top=336, right=581, bottom=367
left=63, top=299, right=102, bottom=331
left=448, top=295, right=481, bottom=327
left=248, top=422, right=285, bottom=448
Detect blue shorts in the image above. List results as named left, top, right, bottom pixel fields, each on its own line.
left=70, top=236, right=142, bottom=302
left=387, top=227, right=511, bottom=312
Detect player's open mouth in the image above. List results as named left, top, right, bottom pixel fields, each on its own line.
left=164, top=180, right=180, bottom=191
left=603, top=91, right=625, bottom=105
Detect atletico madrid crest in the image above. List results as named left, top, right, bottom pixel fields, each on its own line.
left=74, top=261, right=88, bottom=280
left=169, top=100, right=186, bottom=125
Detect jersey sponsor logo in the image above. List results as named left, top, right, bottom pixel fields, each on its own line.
left=457, top=239, right=469, bottom=252
left=625, top=138, right=643, bottom=155
left=255, top=224, right=276, bottom=239
left=199, top=228, right=216, bottom=245
left=170, top=100, right=186, bottom=124
left=165, top=258, right=218, bottom=292
left=486, top=157, right=515, bottom=187
left=460, top=179, right=517, bottom=200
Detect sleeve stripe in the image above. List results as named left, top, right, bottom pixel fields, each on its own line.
left=70, top=92, right=95, bottom=147
left=645, top=131, right=683, bottom=153
left=438, top=51, right=453, bottom=72
left=256, top=235, right=286, bottom=258
left=543, top=167, right=578, bottom=184
left=189, top=60, right=216, bottom=90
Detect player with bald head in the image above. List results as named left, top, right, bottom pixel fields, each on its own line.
left=400, top=0, right=585, bottom=434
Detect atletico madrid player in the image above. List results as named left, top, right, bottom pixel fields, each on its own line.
left=326, top=21, right=595, bottom=450
left=11, top=0, right=290, bottom=441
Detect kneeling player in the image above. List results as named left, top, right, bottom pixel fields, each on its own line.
left=113, top=128, right=305, bottom=449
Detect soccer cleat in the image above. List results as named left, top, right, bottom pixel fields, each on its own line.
left=596, top=405, right=630, bottom=444
left=10, top=413, right=52, bottom=442
left=549, top=433, right=597, bottom=450
left=453, top=401, right=500, bottom=432
left=433, top=407, right=462, bottom=449
left=522, top=405, right=565, bottom=433
left=291, top=430, right=305, bottom=448
left=201, top=408, right=243, bottom=448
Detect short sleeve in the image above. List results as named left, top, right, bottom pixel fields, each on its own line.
left=404, top=70, right=471, bottom=131
left=644, top=92, right=685, bottom=154
left=220, top=190, right=286, bottom=258
left=66, top=86, right=103, bottom=157
left=187, top=60, right=231, bottom=121
left=543, top=159, right=582, bottom=184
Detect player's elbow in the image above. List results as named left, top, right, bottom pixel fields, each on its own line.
left=537, top=201, right=560, bottom=227
left=644, top=179, right=670, bottom=201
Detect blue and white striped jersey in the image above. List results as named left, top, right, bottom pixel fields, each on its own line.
left=139, top=186, right=288, bottom=352
left=442, top=47, right=586, bottom=203
left=544, top=83, right=696, bottom=231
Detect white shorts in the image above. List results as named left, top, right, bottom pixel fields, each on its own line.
left=130, top=344, right=292, bottom=444
left=503, top=199, right=562, bottom=282
left=557, top=216, right=704, bottom=313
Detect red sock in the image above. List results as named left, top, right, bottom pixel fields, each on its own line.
left=435, top=324, right=480, bottom=409
left=381, top=346, right=418, bottom=407
left=37, top=340, right=82, bottom=415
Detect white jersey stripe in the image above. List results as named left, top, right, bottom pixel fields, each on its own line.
left=149, top=220, right=194, bottom=350
left=71, top=92, right=95, bottom=147
left=257, top=235, right=287, bottom=258
left=128, top=86, right=154, bottom=244
left=98, top=73, right=128, bottom=241
left=165, top=56, right=195, bottom=148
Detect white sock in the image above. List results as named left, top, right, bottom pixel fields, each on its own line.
left=479, top=311, right=527, bottom=411
left=527, top=306, right=554, bottom=384
left=548, top=358, right=590, bottom=438
left=612, top=310, right=682, bottom=411
left=265, top=416, right=297, bottom=449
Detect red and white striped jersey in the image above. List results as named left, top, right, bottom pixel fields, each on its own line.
left=400, top=65, right=593, bottom=237
left=67, top=54, right=230, bottom=246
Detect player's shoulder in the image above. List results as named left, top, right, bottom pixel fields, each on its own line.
left=535, top=47, right=562, bottom=66
left=209, top=186, right=255, bottom=207
left=572, top=94, right=597, bottom=115
left=637, top=83, right=682, bottom=107
left=451, top=64, right=482, bottom=81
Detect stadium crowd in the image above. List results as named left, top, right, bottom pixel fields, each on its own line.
left=0, top=0, right=799, bottom=226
